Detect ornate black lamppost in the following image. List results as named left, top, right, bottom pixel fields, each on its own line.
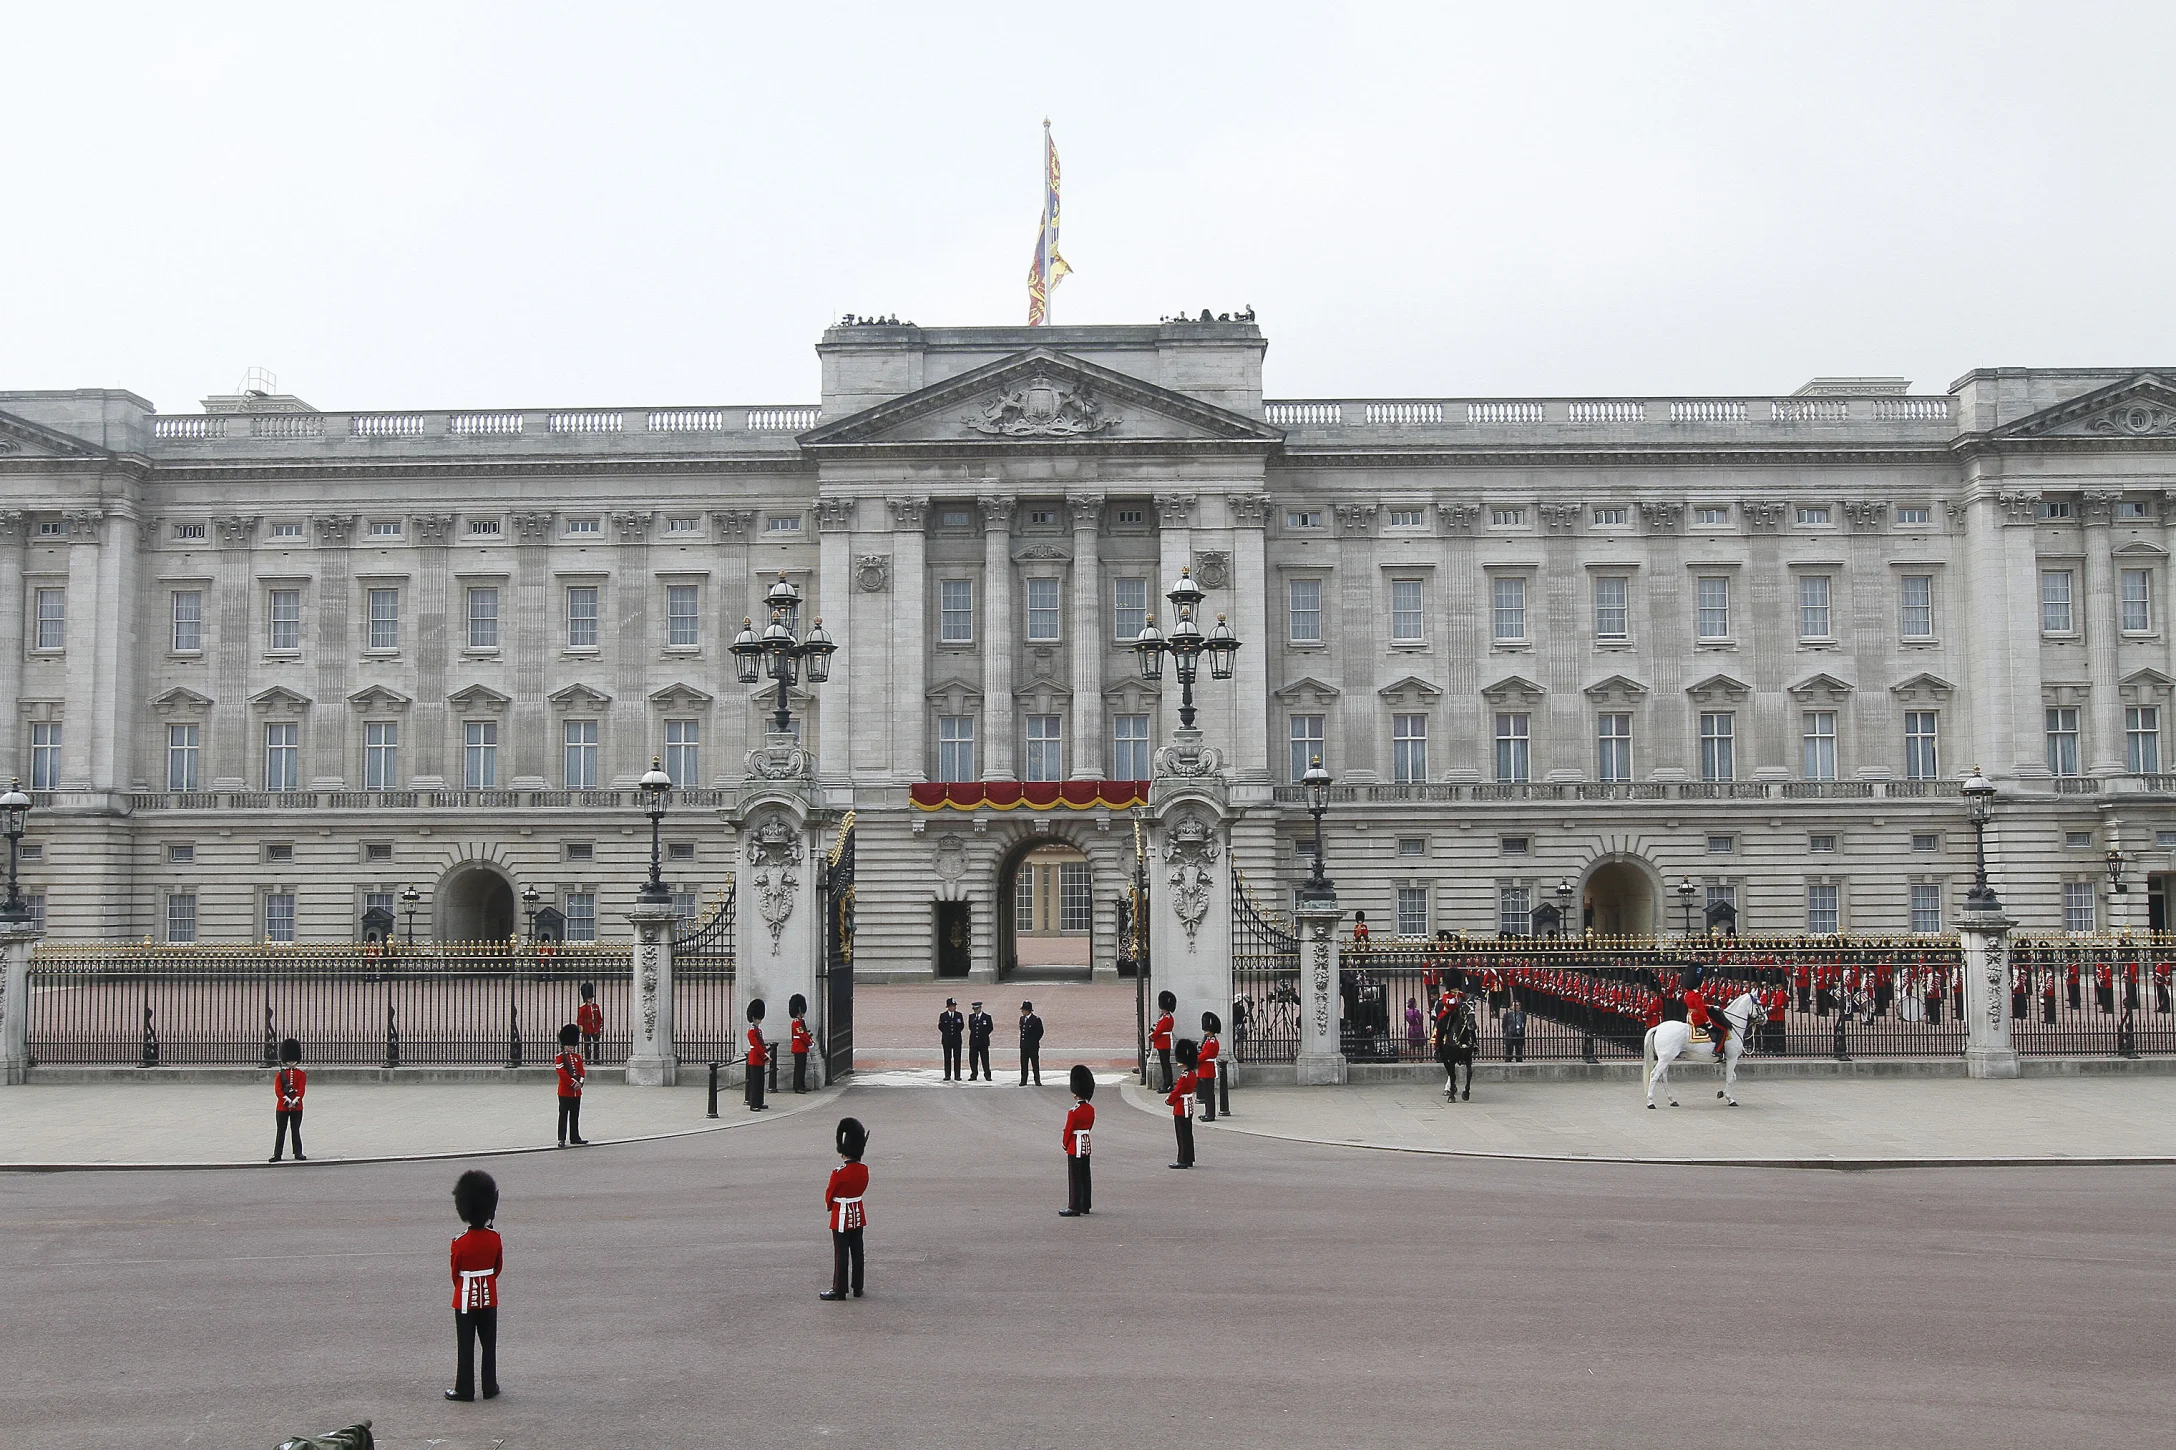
left=399, top=885, right=421, bottom=946
left=2106, top=847, right=2129, bottom=896
left=638, top=755, right=674, bottom=905
left=1298, top=756, right=1335, bottom=904
left=1675, top=876, right=1697, bottom=937
left=730, top=574, right=837, bottom=734
left=1131, top=567, right=1241, bottom=728
left=520, top=884, right=540, bottom=940
left=1555, top=878, right=1575, bottom=939
left=1962, top=766, right=2001, bottom=910
left=0, top=778, right=32, bottom=925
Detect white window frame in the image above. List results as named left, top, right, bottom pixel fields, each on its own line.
left=264, top=722, right=300, bottom=792
left=1392, top=713, right=1428, bottom=783
left=171, top=589, right=204, bottom=653
left=2041, top=570, right=2075, bottom=635
left=1597, top=712, right=1632, bottom=783
left=1801, top=710, right=1838, bottom=781
left=664, top=718, right=700, bottom=786
left=1904, top=711, right=1939, bottom=780
left=1797, top=574, right=1833, bottom=641
left=1899, top=574, right=1934, bottom=640
left=28, top=722, right=62, bottom=790
left=268, top=589, right=302, bottom=653
left=1806, top=882, right=1841, bottom=935
left=1024, top=713, right=1064, bottom=782
left=1696, top=576, right=1730, bottom=640
left=1288, top=578, right=1323, bottom=644
left=463, top=720, right=498, bottom=789
left=1494, top=712, right=1530, bottom=783
left=1700, top=712, right=1736, bottom=782
left=1909, top=883, right=1942, bottom=935
left=2062, top=880, right=2096, bottom=934
left=1025, top=577, right=1062, bottom=643
left=2121, top=568, right=2153, bottom=634
left=2045, top=707, right=2081, bottom=777
left=1396, top=886, right=1429, bottom=937
left=33, top=588, right=64, bottom=651
left=363, top=721, right=400, bottom=791
left=1389, top=579, right=1425, bottom=645
left=1112, top=713, right=1151, bottom=780
left=166, top=723, right=200, bottom=792
left=1593, top=575, right=1629, bottom=641
left=1497, top=884, right=1531, bottom=937
left=940, top=579, right=975, bottom=644
left=565, top=891, right=598, bottom=942
left=165, top=892, right=198, bottom=944
left=937, top=715, right=976, bottom=783
left=2126, top=705, right=2160, bottom=774
left=1491, top=576, right=1527, bottom=643
left=466, top=587, right=499, bottom=650
left=264, top=892, right=297, bottom=944
left=563, top=719, right=601, bottom=789
left=666, top=584, right=701, bottom=648
left=1111, top=577, right=1148, bottom=642
left=565, top=585, right=600, bottom=649
left=1289, top=714, right=1325, bottom=783
left=365, top=588, right=399, bottom=652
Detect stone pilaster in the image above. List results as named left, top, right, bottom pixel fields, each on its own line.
left=711, top=509, right=757, bottom=783
left=888, top=497, right=929, bottom=782
left=624, top=899, right=678, bottom=1085
left=1228, top=492, right=1272, bottom=783
left=411, top=513, right=452, bottom=785
left=816, top=495, right=858, bottom=783
left=2082, top=490, right=2123, bottom=774
left=979, top=495, right=1017, bottom=778
left=212, top=515, right=259, bottom=789
left=1293, top=895, right=1347, bottom=1085
left=59, top=509, right=104, bottom=789
left=508, top=511, right=552, bottom=787
left=1067, top=492, right=1104, bottom=777
left=1958, top=905, right=2020, bottom=1079
left=0, top=512, right=22, bottom=783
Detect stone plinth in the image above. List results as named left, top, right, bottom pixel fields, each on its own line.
left=1, top=917, right=43, bottom=1086
left=1958, top=905, right=2020, bottom=1080
left=1293, top=895, right=1347, bottom=1086
left=624, top=899, right=678, bottom=1086
left=733, top=763, right=830, bottom=1089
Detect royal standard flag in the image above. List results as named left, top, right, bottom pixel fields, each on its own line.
left=1027, top=121, right=1071, bottom=326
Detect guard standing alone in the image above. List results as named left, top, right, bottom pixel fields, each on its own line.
left=819, top=1117, right=870, bottom=1301
left=269, top=1037, right=307, bottom=1163
left=445, top=1170, right=502, bottom=1403
left=966, top=1001, right=994, bottom=1081
left=1151, top=990, right=1176, bottom=1091
left=938, top=998, right=965, bottom=1082
left=575, top=982, right=604, bottom=1062
left=1059, top=1064, right=1096, bottom=1216
left=790, top=993, right=813, bottom=1093
left=745, top=999, right=770, bottom=1112
left=1166, top=1038, right=1198, bottom=1168
left=1196, top=1012, right=1222, bottom=1122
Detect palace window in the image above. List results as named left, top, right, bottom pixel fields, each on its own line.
left=565, top=517, right=601, bottom=536
left=368, top=520, right=402, bottom=538
left=667, top=584, right=701, bottom=647
left=1696, top=577, right=1730, bottom=640
left=463, top=721, right=498, bottom=789
left=468, top=518, right=503, bottom=537
left=1388, top=509, right=1426, bottom=528
left=1288, top=578, right=1323, bottom=643
left=1896, top=507, right=1932, bottom=525
left=2127, top=706, right=2160, bottom=774
left=466, top=587, right=499, bottom=649
left=1390, top=580, right=1424, bottom=644
left=1809, top=834, right=1838, bottom=854
left=1707, top=836, right=1734, bottom=855
left=1899, top=575, right=1934, bottom=639
left=1288, top=714, right=1324, bottom=783
left=166, top=724, right=200, bottom=792
left=563, top=719, right=600, bottom=789
left=2062, top=880, right=2095, bottom=934
left=2041, top=571, right=2075, bottom=634
left=1913, top=833, right=1939, bottom=852
left=2045, top=707, right=2081, bottom=777
left=271, top=522, right=305, bottom=539
left=1592, top=507, right=1627, bottom=526
left=1699, top=712, right=1735, bottom=782
left=2038, top=500, right=2074, bottom=521
left=28, top=722, right=61, bottom=790
left=1798, top=574, right=1833, bottom=640
left=1904, top=711, right=1939, bottom=780
left=938, top=715, right=976, bottom=782
left=2121, top=569, right=2152, bottom=633
left=1491, top=508, right=1525, bottom=527
left=171, top=590, right=203, bottom=652
left=1801, top=711, right=1837, bottom=781
left=1024, top=714, right=1064, bottom=782
left=565, top=586, right=600, bottom=649
left=940, top=579, right=974, bottom=643
left=1796, top=506, right=1831, bottom=526
left=1392, top=713, right=1428, bottom=783
left=1694, top=506, right=1730, bottom=526
left=664, top=719, right=700, bottom=786
left=2118, top=500, right=2153, bottom=521
left=1025, top=577, right=1061, bottom=642
left=1806, top=883, right=1840, bottom=935
left=365, top=588, right=399, bottom=651
left=565, top=892, right=598, bottom=942
left=1061, top=863, right=1093, bottom=933
left=363, top=722, right=400, bottom=790
left=1112, top=714, right=1151, bottom=780
left=1111, top=577, right=1148, bottom=641
left=1492, top=577, right=1527, bottom=642
left=1397, top=886, right=1429, bottom=937
left=269, top=589, right=301, bottom=652
left=1596, top=713, right=1632, bottom=783
left=1286, top=511, right=1323, bottom=529
left=1493, top=712, right=1530, bottom=783
left=264, top=893, right=296, bottom=944
left=264, top=723, right=299, bottom=792
left=166, top=893, right=197, bottom=944
left=33, top=588, right=64, bottom=651
left=1909, top=883, right=1942, bottom=935
left=1593, top=575, right=1629, bottom=640
left=1497, top=885, right=1531, bottom=937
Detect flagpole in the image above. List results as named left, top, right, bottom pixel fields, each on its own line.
left=1040, top=117, right=1053, bottom=327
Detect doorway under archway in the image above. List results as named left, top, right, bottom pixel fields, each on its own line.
left=438, top=864, right=517, bottom=943
left=1583, top=858, right=1657, bottom=936
left=996, top=840, right=1093, bottom=977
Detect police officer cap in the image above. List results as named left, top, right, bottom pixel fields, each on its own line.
left=278, top=1037, right=302, bottom=1064
left=1069, top=1064, right=1096, bottom=1099
left=1175, top=1037, right=1199, bottom=1067
left=747, top=998, right=767, bottom=1022
left=452, top=1168, right=499, bottom=1228
left=1157, top=989, right=1177, bottom=1012
left=1201, top=1010, right=1223, bottom=1035
left=558, top=1022, right=579, bottom=1047
left=1021, top=1000, right=1033, bottom=1012
left=789, top=992, right=808, bottom=1016
left=836, top=1116, right=868, bottom=1160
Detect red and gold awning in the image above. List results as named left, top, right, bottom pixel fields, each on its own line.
left=909, top=780, right=1149, bottom=812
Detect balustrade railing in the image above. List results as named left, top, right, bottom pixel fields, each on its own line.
left=1267, top=778, right=1964, bottom=805
left=125, top=788, right=731, bottom=812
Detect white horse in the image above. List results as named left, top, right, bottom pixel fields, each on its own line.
left=1643, top=991, right=1766, bottom=1108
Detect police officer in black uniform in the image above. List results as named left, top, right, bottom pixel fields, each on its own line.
left=1018, top=1000, right=1044, bottom=1085
left=966, top=1000, right=995, bottom=1081
left=938, top=998, right=965, bottom=1081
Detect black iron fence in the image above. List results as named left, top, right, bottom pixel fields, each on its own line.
left=24, top=942, right=734, bottom=1068
left=1233, top=933, right=2176, bottom=1064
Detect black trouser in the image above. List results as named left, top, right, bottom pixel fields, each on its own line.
left=1173, top=1115, right=1194, bottom=1166
left=2044, top=995, right=2058, bottom=1023
left=272, top=1110, right=303, bottom=1159
left=747, top=1061, right=767, bottom=1110
left=1797, top=986, right=1811, bottom=1013
left=942, top=1042, right=962, bottom=1079
left=557, top=1095, right=582, bottom=1143
left=1505, top=1034, right=1525, bottom=1063
left=453, top=1307, right=498, bottom=1398
left=793, top=1051, right=808, bottom=1093
left=1019, top=1045, right=1040, bottom=1085
left=969, top=1042, right=991, bottom=1080
left=2097, top=986, right=2115, bottom=1014
left=1927, top=995, right=1942, bottom=1024
left=581, top=1033, right=600, bottom=1062
left=1066, top=1154, right=1092, bottom=1212
left=2068, top=982, right=2081, bottom=1009
left=831, top=1227, right=864, bottom=1296
left=1197, top=1072, right=1216, bottom=1121
left=1156, top=1046, right=1172, bottom=1091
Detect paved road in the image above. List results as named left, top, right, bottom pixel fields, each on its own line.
left=2, top=1081, right=2168, bottom=1450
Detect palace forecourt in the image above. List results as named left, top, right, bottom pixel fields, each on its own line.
left=4, top=322, right=2176, bottom=1080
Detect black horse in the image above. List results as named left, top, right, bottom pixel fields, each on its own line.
left=1436, top=994, right=1479, bottom=1102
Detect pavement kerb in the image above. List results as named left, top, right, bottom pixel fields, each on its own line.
left=1112, top=1080, right=2176, bottom=1172
left=0, top=1083, right=845, bottom=1175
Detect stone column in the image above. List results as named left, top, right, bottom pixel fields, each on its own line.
left=733, top=768, right=828, bottom=1088
left=624, top=898, right=678, bottom=1085
left=1229, top=493, right=1272, bottom=782
left=817, top=496, right=860, bottom=783
left=411, top=513, right=453, bottom=785
left=1293, top=893, right=1347, bottom=1085
left=0, top=916, right=38, bottom=1084
left=212, top=515, right=259, bottom=788
left=1068, top=493, right=1104, bottom=778
left=2082, top=490, right=2124, bottom=774
left=979, top=495, right=1018, bottom=778
left=1153, top=493, right=1195, bottom=751
left=1958, top=904, right=2020, bottom=1079
left=887, top=498, right=929, bottom=782
left=0, top=512, right=23, bottom=783
left=59, top=509, right=105, bottom=789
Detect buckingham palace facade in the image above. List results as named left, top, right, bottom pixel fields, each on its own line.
left=5, top=320, right=2176, bottom=971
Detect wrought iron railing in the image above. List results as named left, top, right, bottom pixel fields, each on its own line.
left=1230, top=869, right=1300, bottom=1063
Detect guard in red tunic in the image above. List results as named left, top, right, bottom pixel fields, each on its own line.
left=575, top=981, right=604, bottom=1062
left=1151, top=990, right=1176, bottom=1091
left=790, top=993, right=814, bottom=1094
left=554, top=1023, right=588, bottom=1146
left=446, top=1169, right=503, bottom=1402
left=820, top=1117, right=870, bottom=1300
left=1196, top=1013, right=1222, bottom=1122
left=745, top=998, right=770, bottom=1112
left=1059, top=1064, right=1095, bottom=1216
left=1166, top=1039, right=1198, bottom=1169
left=270, top=1037, right=307, bottom=1163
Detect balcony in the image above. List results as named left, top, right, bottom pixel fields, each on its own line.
left=124, top=788, right=736, bottom=812
left=1267, top=779, right=1962, bottom=806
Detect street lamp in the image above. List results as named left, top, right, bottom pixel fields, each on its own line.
left=1132, top=567, right=1241, bottom=728
left=730, top=574, right=836, bottom=734
left=399, top=885, right=421, bottom=946
left=0, top=777, right=32, bottom=924
left=1962, top=765, right=2001, bottom=910
left=1298, top=755, right=1335, bottom=902
left=2106, top=847, right=2129, bottom=895
left=1555, top=878, right=1575, bottom=938
left=1676, top=876, right=1697, bottom=937
left=638, top=755, right=674, bottom=905
left=520, top=884, right=540, bottom=940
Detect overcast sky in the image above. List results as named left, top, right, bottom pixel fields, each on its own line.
left=6, top=2, right=2170, bottom=413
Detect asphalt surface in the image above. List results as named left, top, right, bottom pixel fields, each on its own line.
left=2, top=1081, right=2168, bottom=1450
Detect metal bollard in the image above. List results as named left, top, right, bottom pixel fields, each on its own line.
left=768, top=1048, right=779, bottom=1095
left=707, top=1061, right=721, bottom=1118
left=1219, top=1062, right=1231, bottom=1117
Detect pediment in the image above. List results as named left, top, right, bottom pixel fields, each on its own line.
left=547, top=682, right=612, bottom=710
left=1102, top=678, right=1161, bottom=710
left=800, top=348, right=1283, bottom=453
left=250, top=685, right=312, bottom=713
left=1480, top=674, right=1547, bottom=704
left=1786, top=672, right=1855, bottom=701
left=447, top=684, right=511, bottom=713
left=1685, top=672, right=1750, bottom=702
left=347, top=684, right=413, bottom=712
left=1376, top=674, right=1443, bottom=706
left=649, top=681, right=715, bottom=710
left=0, top=408, right=115, bottom=461
left=150, top=686, right=213, bottom=714
left=1272, top=675, right=1341, bottom=706
left=1890, top=672, right=1956, bottom=703
left=1582, top=673, right=1650, bottom=702
left=1997, top=374, right=2176, bottom=442
left=925, top=675, right=984, bottom=706
left=2113, top=539, right=2167, bottom=557
left=2121, top=668, right=2175, bottom=703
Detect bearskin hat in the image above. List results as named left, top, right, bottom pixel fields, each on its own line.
left=558, top=1022, right=579, bottom=1047
left=747, top=997, right=767, bottom=1022
left=278, top=1037, right=302, bottom=1065
left=1201, top=1010, right=1223, bottom=1035
left=1174, top=1037, right=1199, bottom=1068
left=452, top=1169, right=499, bottom=1229
left=579, top=980, right=596, bottom=999
left=1069, top=1064, right=1096, bottom=1099
left=788, top=992, right=808, bottom=1017
left=1158, top=989, right=1177, bottom=1012
left=836, top=1116, right=868, bottom=1161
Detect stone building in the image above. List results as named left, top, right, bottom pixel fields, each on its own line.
left=4, top=321, right=2174, bottom=970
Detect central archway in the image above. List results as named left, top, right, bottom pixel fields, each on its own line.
left=1582, top=857, right=1658, bottom=936
left=438, top=863, right=516, bottom=943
